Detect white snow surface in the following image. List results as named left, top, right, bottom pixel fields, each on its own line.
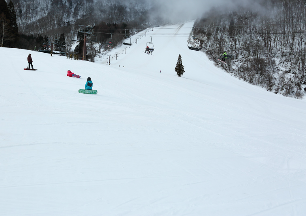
left=1, top=22, right=306, bottom=216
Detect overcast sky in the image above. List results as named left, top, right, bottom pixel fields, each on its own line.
left=94, top=0, right=267, bottom=23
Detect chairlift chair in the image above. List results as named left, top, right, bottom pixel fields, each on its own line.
left=145, top=42, right=154, bottom=54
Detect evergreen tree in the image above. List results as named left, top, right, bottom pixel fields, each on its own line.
left=175, top=54, right=185, bottom=77
left=43, top=36, right=49, bottom=50
left=58, top=33, right=66, bottom=52
left=0, top=0, right=9, bottom=47
left=0, top=0, right=8, bottom=16
left=0, top=0, right=18, bottom=47
left=7, top=0, right=18, bottom=46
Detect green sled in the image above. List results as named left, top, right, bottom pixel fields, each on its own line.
left=78, top=89, right=98, bottom=94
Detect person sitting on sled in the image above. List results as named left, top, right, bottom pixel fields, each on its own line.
left=27, top=54, right=33, bottom=69
left=85, top=77, right=93, bottom=90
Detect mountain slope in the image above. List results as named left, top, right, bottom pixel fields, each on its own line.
left=12, top=0, right=151, bottom=34
left=1, top=22, right=306, bottom=216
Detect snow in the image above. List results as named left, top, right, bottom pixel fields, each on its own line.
left=1, top=21, right=306, bottom=216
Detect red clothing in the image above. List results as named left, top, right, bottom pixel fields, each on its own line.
left=67, top=70, right=74, bottom=77
left=27, top=55, right=32, bottom=63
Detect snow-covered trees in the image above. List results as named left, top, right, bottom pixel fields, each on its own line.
left=0, top=0, right=18, bottom=47
left=11, top=0, right=152, bottom=35
left=175, top=54, right=185, bottom=77
left=192, top=0, right=306, bottom=98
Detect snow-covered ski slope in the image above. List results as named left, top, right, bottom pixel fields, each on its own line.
left=1, top=21, right=306, bottom=216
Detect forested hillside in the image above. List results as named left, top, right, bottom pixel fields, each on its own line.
left=11, top=0, right=152, bottom=35
left=0, top=0, right=18, bottom=47
left=191, top=0, right=306, bottom=98
left=1, top=0, right=156, bottom=55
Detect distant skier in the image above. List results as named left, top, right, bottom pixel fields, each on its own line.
left=85, top=77, right=93, bottom=90
left=27, top=54, right=33, bottom=69
left=221, top=51, right=227, bottom=62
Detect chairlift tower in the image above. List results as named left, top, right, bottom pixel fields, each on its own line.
left=79, top=25, right=94, bottom=60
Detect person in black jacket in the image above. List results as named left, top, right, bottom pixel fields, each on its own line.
left=27, top=54, right=33, bottom=69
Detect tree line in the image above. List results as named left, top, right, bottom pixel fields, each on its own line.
left=0, top=0, right=18, bottom=47
left=0, top=0, right=149, bottom=62
left=0, top=0, right=48, bottom=50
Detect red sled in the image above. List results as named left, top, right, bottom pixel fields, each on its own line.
left=24, top=68, right=37, bottom=71
left=67, top=70, right=81, bottom=78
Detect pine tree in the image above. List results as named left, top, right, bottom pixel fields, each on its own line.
left=0, top=0, right=9, bottom=47
left=0, top=0, right=8, bottom=16
left=0, top=0, right=18, bottom=47
left=58, top=33, right=66, bottom=52
left=175, top=54, right=185, bottom=77
left=7, top=0, right=18, bottom=46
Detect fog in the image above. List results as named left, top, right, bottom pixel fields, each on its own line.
left=93, top=0, right=268, bottom=24
left=112, top=0, right=268, bottom=23
left=151, top=0, right=267, bottom=23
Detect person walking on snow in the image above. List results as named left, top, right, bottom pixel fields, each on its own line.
left=27, top=54, right=33, bottom=69
left=85, top=77, right=93, bottom=90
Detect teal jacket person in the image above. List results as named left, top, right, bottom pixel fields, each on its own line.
left=85, top=77, right=93, bottom=90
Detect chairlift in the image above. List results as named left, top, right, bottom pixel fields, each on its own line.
left=123, top=37, right=132, bottom=46
left=107, top=41, right=112, bottom=49
left=145, top=42, right=154, bottom=54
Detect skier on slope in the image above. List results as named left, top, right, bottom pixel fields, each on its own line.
left=221, top=51, right=228, bottom=62
left=85, top=77, right=93, bottom=90
left=27, top=54, right=34, bottom=69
